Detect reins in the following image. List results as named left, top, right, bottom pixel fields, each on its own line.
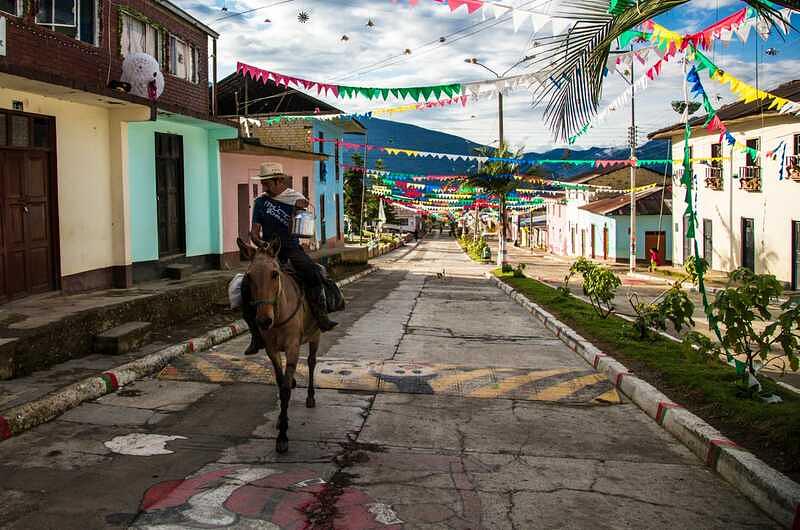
left=250, top=268, right=302, bottom=329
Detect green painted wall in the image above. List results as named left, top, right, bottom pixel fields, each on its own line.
left=128, top=117, right=236, bottom=262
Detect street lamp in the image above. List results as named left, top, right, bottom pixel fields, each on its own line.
left=464, top=56, right=533, bottom=267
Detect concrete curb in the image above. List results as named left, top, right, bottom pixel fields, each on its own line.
left=0, top=267, right=377, bottom=444
left=485, top=272, right=800, bottom=529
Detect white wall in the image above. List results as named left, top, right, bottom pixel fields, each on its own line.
left=668, top=114, right=800, bottom=285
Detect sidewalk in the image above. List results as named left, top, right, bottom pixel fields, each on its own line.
left=505, top=244, right=800, bottom=391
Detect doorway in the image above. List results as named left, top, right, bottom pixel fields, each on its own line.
left=703, top=219, right=713, bottom=268
left=683, top=214, right=692, bottom=264
left=741, top=217, right=755, bottom=272
left=644, top=231, right=667, bottom=265
left=155, top=133, right=185, bottom=257
left=602, top=226, right=608, bottom=260
left=0, top=111, right=58, bottom=302
left=590, top=224, right=596, bottom=259
left=792, top=221, right=800, bottom=290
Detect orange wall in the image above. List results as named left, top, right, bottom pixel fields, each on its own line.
left=220, top=152, right=315, bottom=254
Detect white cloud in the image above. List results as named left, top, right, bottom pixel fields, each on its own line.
left=174, top=0, right=800, bottom=153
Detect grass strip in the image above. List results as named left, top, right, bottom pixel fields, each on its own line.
left=494, top=270, right=800, bottom=481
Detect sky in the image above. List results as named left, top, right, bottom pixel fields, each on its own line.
left=175, top=0, right=800, bottom=152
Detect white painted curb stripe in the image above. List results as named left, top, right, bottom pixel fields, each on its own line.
left=486, top=272, right=800, bottom=529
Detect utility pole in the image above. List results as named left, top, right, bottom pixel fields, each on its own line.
left=359, top=134, right=367, bottom=244
left=628, top=49, right=637, bottom=274
left=464, top=56, right=533, bottom=268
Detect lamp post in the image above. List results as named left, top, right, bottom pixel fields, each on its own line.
left=464, top=56, right=533, bottom=267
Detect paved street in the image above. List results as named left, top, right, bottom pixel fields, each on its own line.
left=0, top=237, right=779, bottom=529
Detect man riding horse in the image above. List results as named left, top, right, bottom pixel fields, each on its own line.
left=241, top=162, right=338, bottom=356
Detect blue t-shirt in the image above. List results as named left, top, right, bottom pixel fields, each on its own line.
left=252, top=195, right=300, bottom=252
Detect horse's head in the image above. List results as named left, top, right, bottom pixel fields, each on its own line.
left=238, top=237, right=282, bottom=330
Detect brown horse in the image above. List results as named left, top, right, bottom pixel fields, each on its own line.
left=237, top=237, right=321, bottom=453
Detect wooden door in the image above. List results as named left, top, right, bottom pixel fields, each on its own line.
left=602, top=226, right=608, bottom=260
left=703, top=219, right=713, bottom=268
left=792, top=221, right=800, bottom=290
left=644, top=231, right=666, bottom=265
left=741, top=218, right=755, bottom=272
left=590, top=225, right=596, bottom=259
left=0, top=113, right=56, bottom=302
left=237, top=183, right=250, bottom=241
left=155, top=133, right=185, bottom=257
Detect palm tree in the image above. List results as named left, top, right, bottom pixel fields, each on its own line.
left=524, top=0, right=789, bottom=141
left=464, top=144, right=548, bottom=267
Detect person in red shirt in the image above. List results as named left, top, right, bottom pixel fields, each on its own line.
left=648, top=247, right=661, bottom=272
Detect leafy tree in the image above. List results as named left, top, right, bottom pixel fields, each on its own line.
left=462, top=144, right=548, bottom=258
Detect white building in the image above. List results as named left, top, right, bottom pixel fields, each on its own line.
left=545, top=166, right=668, bottom=261
left=649, top=79, right=800, bottom=289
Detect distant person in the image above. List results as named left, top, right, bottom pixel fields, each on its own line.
left=648, top=247, right=661, bottom=272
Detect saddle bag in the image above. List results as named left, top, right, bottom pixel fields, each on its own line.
left=317, top=264, right=346, bottom=313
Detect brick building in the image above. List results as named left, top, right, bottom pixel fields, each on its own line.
left=217, top=72, right=366, bottom=251
left=0, top=0, right=235, bottom=300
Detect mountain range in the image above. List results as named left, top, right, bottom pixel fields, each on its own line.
left=346, top=117, right=670, bottom=179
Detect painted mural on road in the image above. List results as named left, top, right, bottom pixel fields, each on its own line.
left=130, top=464, right=402, bottom=529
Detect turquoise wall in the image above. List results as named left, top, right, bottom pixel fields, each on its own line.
left=615, top=215, right=673, bottom=261
left=312, top=120, right=346, bottom=243
left=129, top=117, right=236, bottom=262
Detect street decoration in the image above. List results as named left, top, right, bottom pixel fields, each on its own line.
left=399, top=0, right=579, bottom=34
left=255, top=95, right=470, bottom=126
left=568, top=5, right=796, bottom=145
left=314, top=137, right=724, bottom=167
left=237, top=62, right=462, bottom=101
left=121, top=52, right=164, bottom=101
left=516, top=0, right=793, bottom=141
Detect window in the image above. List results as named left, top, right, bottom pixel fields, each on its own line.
left=120, top=12, right=164, bottom=65
left=711, top=143, right=722, bottom=168
left=302, top=176, right=309, bottom=200
left=746, top=138, right=760, bottom=166
left=36, top=0, right=97, bottom=44
left=0, top=0, right=19, bottom=16
left=794, top=134, right=800, bottom=156
left=167, top=35, right=199, bottom=83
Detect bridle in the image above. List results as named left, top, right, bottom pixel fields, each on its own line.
left=249, top=266, right=302, bottom=328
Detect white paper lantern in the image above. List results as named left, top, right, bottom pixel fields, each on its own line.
left=121, top=53, right=165, bottom=101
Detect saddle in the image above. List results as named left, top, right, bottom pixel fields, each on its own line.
left=279, top=260, right=345, bottom=314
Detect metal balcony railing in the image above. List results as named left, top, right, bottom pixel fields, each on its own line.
left=738, top=166, right=761, bottom=192
left=704, top=166, right=723, bottom=190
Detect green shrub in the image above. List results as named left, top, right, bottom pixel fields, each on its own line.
left=630, top=284, right=695, bottom=340
left=685, top=267, right=800, bottom=395
left=513, top=263, right=526, bottom=278
left=563, top=257, right=621, bottom=318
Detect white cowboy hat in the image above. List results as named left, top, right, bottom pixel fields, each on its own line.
left=252, top=162, right=290, bottom=181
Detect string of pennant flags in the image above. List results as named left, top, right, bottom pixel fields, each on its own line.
left=570, top=6, right=798, bottom=145
left=316, top=137, right=724, bottom=167
left=400, top=0, right=579, bottom=34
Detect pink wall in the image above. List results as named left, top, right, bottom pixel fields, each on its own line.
left=220, top=152, right=316, bottom=255
left=546, top=203, right=569, bottom=256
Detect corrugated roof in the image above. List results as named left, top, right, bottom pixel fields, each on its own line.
left=579, top=187, right=666, bottom=215
left=648, top=78, right=800, bottom=139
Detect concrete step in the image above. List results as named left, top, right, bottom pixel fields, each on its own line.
left=94, top=322, right=152, bottom=356
left=165, top=264, right=193, bottom=280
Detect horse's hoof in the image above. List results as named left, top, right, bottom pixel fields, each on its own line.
left=292, top=378, right=297, bottom=389
left=276, top=438, right=289, bottom=453
left=306, top=396, right=316, bottom=408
